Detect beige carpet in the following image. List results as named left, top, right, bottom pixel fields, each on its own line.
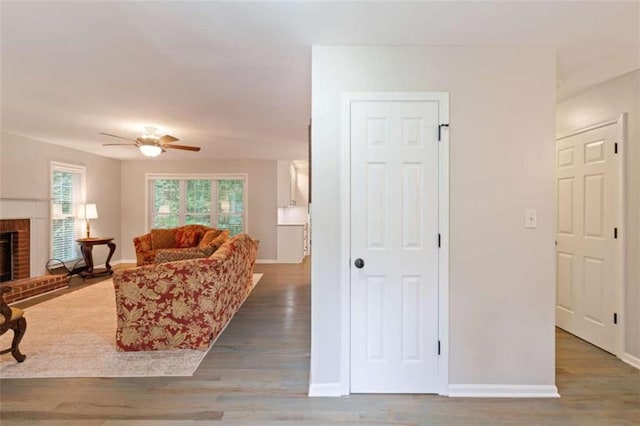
left=0, top=273, right=262, bottom=379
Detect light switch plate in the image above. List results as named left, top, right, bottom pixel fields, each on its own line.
left=525, top=209, right=537, bottom=228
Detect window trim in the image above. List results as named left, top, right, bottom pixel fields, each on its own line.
left=50, top=161, right=86, bottom=261
left=145, top=173, right=249, bottom=233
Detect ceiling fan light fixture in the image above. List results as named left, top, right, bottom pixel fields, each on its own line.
left=139, top=144, right=162, bottom=157
left=100, top=129, right=199, bottom=154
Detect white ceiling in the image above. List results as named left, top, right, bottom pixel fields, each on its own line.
left=1, top=1, right=638, bottom=160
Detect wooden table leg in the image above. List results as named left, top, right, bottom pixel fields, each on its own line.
left=80, top=244, right=95, bottom=274
left=105, top=242, right=116, bottom=274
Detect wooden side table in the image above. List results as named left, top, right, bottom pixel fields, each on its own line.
left=76, top=237, right=116, bottom=279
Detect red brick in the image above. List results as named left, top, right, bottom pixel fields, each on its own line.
left=1, top=219, right=30, bottom=282
left=2, top=271, right=71, bottom=302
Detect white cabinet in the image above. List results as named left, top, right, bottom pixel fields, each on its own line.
left=276, top=159, right=310, bottom=263
left=292, top=161, right=309, bottom=208
left=289, top=162, right=297, bottom=206
left=277, top=160, right=309, bottom=207
left=277, top=225, right=305, bottom=263
left=303, top=222, right=310, bottom=256
left=277, top=160, right=297, bottom=207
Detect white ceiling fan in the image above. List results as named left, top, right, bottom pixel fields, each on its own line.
left=100, top=127, right=201, bottom=157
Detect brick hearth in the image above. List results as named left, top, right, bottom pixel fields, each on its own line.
left=2, top=275, right=68, bottom=303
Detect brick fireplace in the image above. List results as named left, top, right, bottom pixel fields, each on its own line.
left=0, top=218, right=68, bottom=303
left=0, top=219, right=30, bottom=281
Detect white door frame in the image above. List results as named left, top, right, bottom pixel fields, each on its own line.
left=339, top=92, right=450, bottom=395
left=555, top=113, right=626, bottom=358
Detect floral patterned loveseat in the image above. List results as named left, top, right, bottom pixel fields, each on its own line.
left=112, top=233, right=259, bottom=351
left=133, top=224, right=229, bottom=266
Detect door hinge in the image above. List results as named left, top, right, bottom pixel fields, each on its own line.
left=614, top=228, right=618, bottom=239
left=438, top=233, right=441, bottom=248
left=614, top=142, right=618, bottom=154
left=438, top=340, right=441, bottom=355
left=614, top=313, right=618, bottom=324
left=438, top=123, right=450, bottom=141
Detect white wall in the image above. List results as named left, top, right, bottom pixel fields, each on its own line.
left=556, top=70, right=640, bottom=363
left=0, top=132, right=122, bottom=274
left=120, top=159, right=277, bottom=262
left=311, top=46, right=557, bottom=392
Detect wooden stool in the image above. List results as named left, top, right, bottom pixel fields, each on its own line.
left=0, top=286, right=26, bottom=362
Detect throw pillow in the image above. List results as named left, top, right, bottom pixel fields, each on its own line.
left=199, top=229, right=230, bottom=256
left=175, top=228, right=202, bottom=248
left=150, top=229, right=176, bottom=249
left=198, top=229, right=222, bottom=249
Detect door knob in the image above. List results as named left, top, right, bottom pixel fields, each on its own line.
left=354, top=258, right=365, bottom=269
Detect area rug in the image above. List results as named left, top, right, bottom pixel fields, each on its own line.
left=0, top=273, right=262, bottom=379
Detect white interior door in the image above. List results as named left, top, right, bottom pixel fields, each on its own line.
left=556, top=121, right=620, bottom=354
left=350, top=99, right=441, bottom=393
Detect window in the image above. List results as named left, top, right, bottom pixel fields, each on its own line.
left=51, top=162, right=86, bottom=262
left=148, top=174, right=247, bottom=235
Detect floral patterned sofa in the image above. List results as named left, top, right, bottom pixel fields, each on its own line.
left=113, top=233, right=259, bottom=351
left=133, top=224, right=229, bottom=266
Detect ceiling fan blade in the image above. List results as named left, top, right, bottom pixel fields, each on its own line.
left=102, top=143, right=137, bottom=147
left=158, top=135, right=179, bottom=144
left=99, top=132, right=137, bottom=142
left=164, top=144, right=201, bottom=152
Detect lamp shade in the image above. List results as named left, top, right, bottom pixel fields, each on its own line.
left=139, top=144, right=162, bottom=157
left=77, top=203, right=98, bottom=219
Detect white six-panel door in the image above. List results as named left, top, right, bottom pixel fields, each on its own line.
left=350, top=100, right=441, bottom=393
left=556, top=121, right=620, bottom=354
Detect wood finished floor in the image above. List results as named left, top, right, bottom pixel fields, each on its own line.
left=1, top=258, right=638, bottom=425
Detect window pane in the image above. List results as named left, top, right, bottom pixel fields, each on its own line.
left=153, top=180, right=180, bottom=228
left=52, top=218, right=79, bottom=261
left=217, top=180, right=244, bottom=235
left=186, top=214, right=211, bottom=226
left=154, top=214, right=179, bottom=229
left=52, top=171, right=76, bottom=214
left=187, top=180, right=211, bottom=213
left=221, top=217, right=243, bottom=236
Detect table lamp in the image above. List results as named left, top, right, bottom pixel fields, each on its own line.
left=77, top=203, right=98, bottom=238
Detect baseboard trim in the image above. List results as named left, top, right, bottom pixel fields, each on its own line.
left=448, top=384, right=560, bottom=398
left=256, top=259, right=278, bottom=264
left=621, top=352, right=640, bottom=370
left=308, top=383, right=343, bottom=397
